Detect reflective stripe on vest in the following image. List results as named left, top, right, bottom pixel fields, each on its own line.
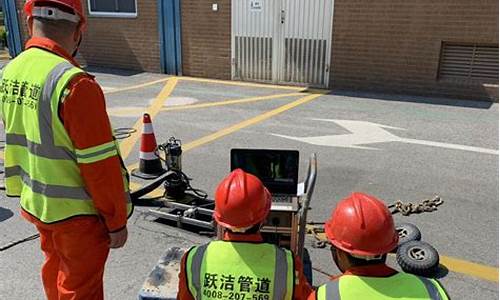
left=5, top=165, right=91, bottom=200
left=317, top=273, right=446, bottom=300
left=75, top=140, right=118, bottom=164
left=6, top=133, right=76, bottom=160
left=39, top=62, right=74, bottom=146
left=417, top=277, right=442, bottom=300
left=187, top=241, right=294, bottom=300
left=4, top=165, right=132, bottom=203
left=190, top=244, right=208, bottom=299
left=318, top=280, right=339, bottom=300
left=1, top=48, right=132, bottom=222
left=4, top=61, right=88, bottom=202
left=4, top=62, right=77, bottom=161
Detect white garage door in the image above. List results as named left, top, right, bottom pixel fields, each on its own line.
left=232, top=0, right=335, bottom=88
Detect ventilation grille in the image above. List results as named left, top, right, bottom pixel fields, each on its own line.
left=439, top=43, right=498, bottom=82
left=234, top=36, right=273, bottom=81
left=284, top=38, right=327, bottom=85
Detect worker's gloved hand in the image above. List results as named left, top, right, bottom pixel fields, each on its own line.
left=109, top=227, right=128, bottom=249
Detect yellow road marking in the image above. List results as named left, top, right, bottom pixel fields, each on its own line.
left=127, top=162, right=139, bottom=173
left=130, top=182, right=141, bottom=190
left=129, top=182, right=165, bottom=198
left=102, top=76, right=304, bottom=96
left=183, top=93, right=324, bottom=152
left=440, top=255, right=498, bottom=282
left=104, top=78, right=170, bottom=95
left=309, top=229, right=499, bottom=282
left=119, top=78, right=178, bottom=159
left=109, top=92, right=303, bottom=117
left=161, top=92, right=304, bottom=112
left=127, top=92, right=323, bottom=181
left=179, top=76, right=306, bottom=91
left=126, top=92, right=312, bottom=172
left=121, top=79, right=499, bottom=284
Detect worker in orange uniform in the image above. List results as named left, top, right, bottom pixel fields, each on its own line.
left=308, top=193, right=449, bottom=300
left=177, top=169, right=313, bottom=299
left=0, top=0, right=132, bottom=299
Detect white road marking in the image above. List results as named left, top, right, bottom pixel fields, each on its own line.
left=272, top=119, right=499, bottom=155
left=101, top=86, right=117, bottom=92
left=163, top=97, right=199, bottom=106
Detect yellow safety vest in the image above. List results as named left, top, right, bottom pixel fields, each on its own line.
left=185, top=240, right=295, bottom=300
left=0, top=47, right=132, bottom=223
left=316, top=272, right=449, bottom=300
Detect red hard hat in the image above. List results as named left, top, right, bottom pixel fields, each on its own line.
left=325, top=192, right=398, bottom=257
left=214, top=169, right=271, bottom=229
left=25, top=0, right=86, bottom=27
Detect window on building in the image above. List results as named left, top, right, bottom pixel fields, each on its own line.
left=439, top=43, right=499, bottom=83
left=88, top=0, right=137, bottom=17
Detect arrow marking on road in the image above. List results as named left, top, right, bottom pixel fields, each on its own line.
left=272, top=119, right=499, bottom=155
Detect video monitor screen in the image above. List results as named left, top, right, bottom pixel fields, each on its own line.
left=230, top=149, right=299, bottom=194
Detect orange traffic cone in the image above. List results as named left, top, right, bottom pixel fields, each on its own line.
left=131, top=113, right=166, bottom=179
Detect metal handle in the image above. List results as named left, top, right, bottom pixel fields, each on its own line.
left=297, top=153, right=317, bottom=260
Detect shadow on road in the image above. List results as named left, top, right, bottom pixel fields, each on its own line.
left=434, top=264, right=450, bottom=279
left=84, top=66, right=144, bottom=77
left=325, top=90, right=495, bottom=109
left=0, top=207, right=14, bottom=222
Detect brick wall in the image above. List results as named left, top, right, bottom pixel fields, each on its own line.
left=15, top=0, right=28, bottom=42
left=13, top=1, right=498, bottom=100
left=79, top=1, right=160, bottom=72
left=15, top=0, right=161, bottom=72
left=330, top=0, right=499, bottom=100
left=180, top=0, right=231, bottom=79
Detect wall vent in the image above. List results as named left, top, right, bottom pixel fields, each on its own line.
left=439, top=43, right=498, bottom=82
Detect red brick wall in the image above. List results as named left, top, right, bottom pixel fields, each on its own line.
left=15, top=0, right=29, bottom=42
left=180, top=0, right=231, bottom=79
left=79, top=1, right=160, bottom=72
left=14, top=1, right=498, bottom=100
left=15, top=0, right=161, bottom=72
left=330, top=0, right=499, bottom=100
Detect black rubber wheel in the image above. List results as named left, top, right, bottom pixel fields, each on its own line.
left=396, top=223, right=421, bottom=246
left=302, top=248, right=313, bottom=285
left=397, top=240, right=439, bottom=277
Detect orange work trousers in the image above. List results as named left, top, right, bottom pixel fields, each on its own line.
left=28, top=214, right=110, bottom=300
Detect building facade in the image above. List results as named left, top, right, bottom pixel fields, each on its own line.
left=13, top=0, right=499, bottom=100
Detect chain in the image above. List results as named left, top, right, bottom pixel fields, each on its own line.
left=306, top=225, right=330, bottom=248
left=306, top=196, right=444, bottom=249
left=388, top=195, right=443, bottom=216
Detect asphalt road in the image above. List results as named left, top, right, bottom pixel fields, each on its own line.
left=0, top=68, right=498, bottom=299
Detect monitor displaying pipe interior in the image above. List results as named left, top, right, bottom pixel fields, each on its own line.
left=230, top=149, right=299, bottom=195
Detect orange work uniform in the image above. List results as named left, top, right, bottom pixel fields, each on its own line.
left=19, top=37, right=129, bottom=300
left=177, top=231, right=314, bottom=300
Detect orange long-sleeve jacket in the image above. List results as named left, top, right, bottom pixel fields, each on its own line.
left=20, top=37, right=128, bottom=233
left=177, top=231, right=313, bottom=300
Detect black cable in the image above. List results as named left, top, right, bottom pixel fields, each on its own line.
left=177, top=171, right=208, bottom=199
left=0, top=233, right=40, bottom=252
left=156, top=141, right=208, bottom=200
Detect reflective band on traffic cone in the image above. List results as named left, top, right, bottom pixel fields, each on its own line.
left=131, top=113, right=166, bottom=180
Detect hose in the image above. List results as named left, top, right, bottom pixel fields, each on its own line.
left=113, top=127, right=137, bottom=140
